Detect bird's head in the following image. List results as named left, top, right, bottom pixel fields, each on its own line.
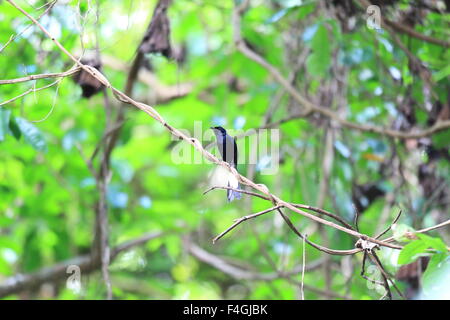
left=210, top=126, right=227, bottom=136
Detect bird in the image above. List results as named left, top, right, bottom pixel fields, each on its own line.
left=210, top=126, right=242, bottom=202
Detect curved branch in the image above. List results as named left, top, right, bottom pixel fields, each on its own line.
left=0, top=231, right=164, bottom=298
left=186, top=241, right=350, bottom=299
left=6, top=0, right=447, bottom=257
left=212, top=205, right=283, bottom=243
left=232, top=4, right=450, bottom=139
left=357, top=0, right=450, bottom=48
left=205, top=186, right=355, bottom=231
left=0, top=0, right=57, bottom=53
left=0, top=67, right=80, bottom=85
left=264, top=112, right=450, bottom=140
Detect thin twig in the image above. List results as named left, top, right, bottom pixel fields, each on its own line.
left=203, top=186, right=269, bottom=201
left=301, top=234, right=306, bottom=300
left=212, top=206, right=282, bottom=243
left=357, top=0, right=449, bottom=48
left=382, top=219, right=450, bottom=244
left=0, top=66, right=80, bottom=84
left=0, top=79, right=60, bottom=106
left=375, top=209, right=402, bottom=239
left=0, top=231, right=164, bottom=298
left=186, top=240, right=350, bottom=299
left=205, top=186, right=355, bottom=231
left=353, top=203, right=361, bottom=232
left=30, top=76, right=62, bottom=123
left=0, top=0, right=58, bottom=53
left=293, top=203, right=355, bottom=231
left=275, top=208, right=360, bottom=256
left=89, top=120, right=126, bottom=162
left=370, top=251, right=405, bottom=300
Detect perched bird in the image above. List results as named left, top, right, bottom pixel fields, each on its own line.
left=210, top=126, right=242, bottom=202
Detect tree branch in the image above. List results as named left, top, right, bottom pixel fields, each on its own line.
left=186, top=241, right=350, bottom=299
left=0, top=0, right=57, bottom=53
left=6, top=0, right=448, bottom=259
left=357, top=0, right=450, bottom=48
left=0, top=66, right=80, bottom=85
left=0, top=231, right=164, bottom=298
left=231, top=3, right=450, bottom=139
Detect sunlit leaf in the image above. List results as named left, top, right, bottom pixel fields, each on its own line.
left=397, top=240, right=429, bottom=265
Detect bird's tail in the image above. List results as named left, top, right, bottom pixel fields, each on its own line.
left=227, top=183, right=242, bottom=202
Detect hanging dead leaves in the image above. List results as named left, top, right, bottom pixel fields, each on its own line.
left=139, top=0, right=172, bottom=59
left=73, top=58, right=103, bottom=98
left=72, top=0, right=175, bottom=99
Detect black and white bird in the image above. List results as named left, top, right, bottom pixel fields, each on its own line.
left=210, top=126, right=242, bottom=202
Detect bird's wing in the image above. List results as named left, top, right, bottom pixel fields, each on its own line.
left=233, top=136, right=238, bottom=168
left=224, top=135, right=237, bottom=167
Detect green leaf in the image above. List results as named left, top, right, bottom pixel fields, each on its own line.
left=424, top=253, right=448, bottom=279
left=421, top=254, right=450, bottom=298
left=22, top=227, right=43, bottom=272
left=15, top=117, right=47, bottom=152
left=397, top=240, right=429, bottom=265
left=432, top=63, right=450, bottom=82
left=0, top=255, right=13, bottom=276
left=431, top=129, right=450, bottom=149
left=417, top=234, right=448, bottom=252
left=306, top=24, right=331, bottom=77
left=8, top=116, right=21, bottom=140
left=0, top=108, right=11, bottom=141
left=397, top=234, right=448, bottom=265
